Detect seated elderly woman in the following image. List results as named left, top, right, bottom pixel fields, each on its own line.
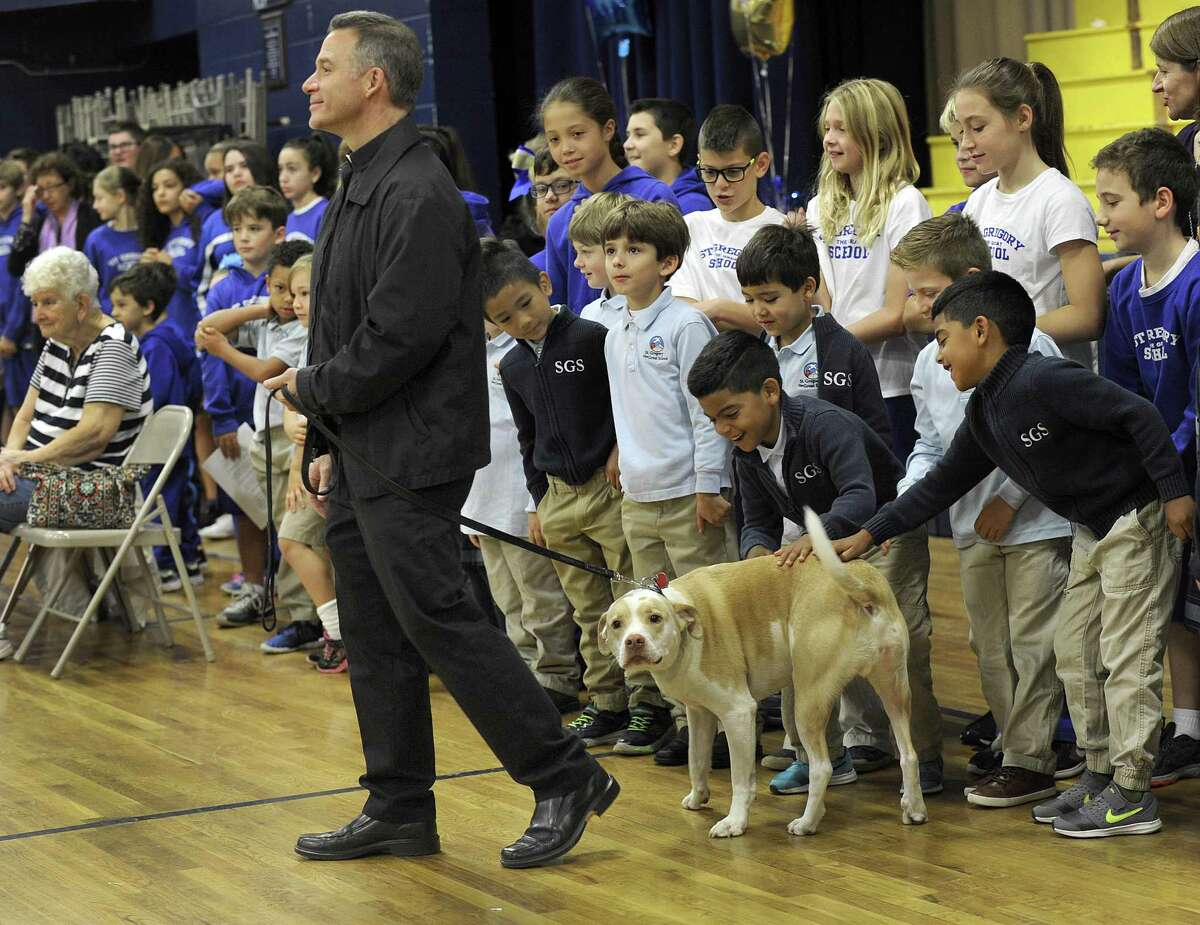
left=0, top=246, right=152, bottom=532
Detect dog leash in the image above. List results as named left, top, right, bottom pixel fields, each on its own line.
left=267, top=387, right=667, bottom=604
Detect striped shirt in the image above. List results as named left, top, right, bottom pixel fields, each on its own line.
left=27, top=322, right=152, bottom=469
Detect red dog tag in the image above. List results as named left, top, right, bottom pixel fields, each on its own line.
left=654, top=571, right=669, bottom=590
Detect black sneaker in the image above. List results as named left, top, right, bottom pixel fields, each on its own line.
left=613, top=705, right=673, bottom=755
left=1152, top=722, right=1200, bottom=787
left=710, top=732, right=764, bottom=768
left=968, top=748, right=1003, bottom=779
left=848, top=745, right=895, bottom=773
left=565, top=706, right=629, bottom=747
left=1053, top=740, right=1086, bottom=780
left=759, top=693, right=783, bottom=731
left=654, top=725, right=689, bottom=766
left=960, top=712, right=997, bottom=749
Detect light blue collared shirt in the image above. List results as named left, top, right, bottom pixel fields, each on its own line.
left=580, top=290, right=627, bottom=331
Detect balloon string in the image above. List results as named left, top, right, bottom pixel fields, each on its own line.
left=755, top=59, right=779, bottom=207
left=783, top=43, right=795, bottom=207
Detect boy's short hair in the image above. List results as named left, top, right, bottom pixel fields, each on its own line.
left=266, top=239, right=314, bottom=276
left=110, top=262, right=177, bottom=320
left=289, top=253, right=313, bottom=283
left=697, top=104, right=765, bottom=157
left=931, top=270, right=1035, bottom=347
left=938, top=97, right=958, bottom=135
left=532, top=144, right=559, bottom=178
left=224, top=186, right=289, bottom=229
left=687, top=330, right=781, bottom=399
left=480, top=237, right=543, bottom=311
left=109, top=120, right=146, bottom=143
left=736, top=223, right=821, bottom=292
left=0, top=160, right=25, bottom=190
left=1092, top=127, right=1199, bottom=237
left=629, top=98, right=698, bottom=166
left=568, top=191, right=631, bottom=247
left=891, top=213, right=991, bottom=281
left=600, top=199, right=690, bottom=267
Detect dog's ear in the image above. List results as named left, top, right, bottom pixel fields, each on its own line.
left=663, top=588, right=703, bottom=640
left=597, top=609, right=612, bottom=656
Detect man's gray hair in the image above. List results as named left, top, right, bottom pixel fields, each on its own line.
left=329, top=10, right=424, bottom=109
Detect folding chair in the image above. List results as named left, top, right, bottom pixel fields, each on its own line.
left=3, top=405, right=215, bottom=678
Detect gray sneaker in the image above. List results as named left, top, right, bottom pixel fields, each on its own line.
left=1052, top=782, right=1162, bottom=838
left=1030, top=769, right=1111, bottom=824
left=217, top=584, right=266, bottom=628
left=761, top=746, right=797, bottom=771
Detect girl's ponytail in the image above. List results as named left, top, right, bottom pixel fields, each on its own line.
left=1028, top=62, right=1069, bottom=179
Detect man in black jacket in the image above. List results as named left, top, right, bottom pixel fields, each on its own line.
left=837, top=271, right=1195, bottom=839
left=266, top=11, right=616, bottom=869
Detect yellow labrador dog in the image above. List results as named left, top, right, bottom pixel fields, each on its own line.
left=599, top=509, right=927, bottom=838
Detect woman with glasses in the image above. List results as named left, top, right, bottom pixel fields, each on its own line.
left=7, top=152, right=101, bottom=280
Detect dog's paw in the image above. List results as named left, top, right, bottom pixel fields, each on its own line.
left=901, top=800, right=929, bottom=826
left=787, top=815, right=820, bottom=836
left=681, top=789, right=710, bottom=811
left=708, top=815, right=746, bottom=838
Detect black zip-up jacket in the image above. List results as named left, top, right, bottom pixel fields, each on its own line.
left=499, top=309, right=616, bottom=504
left=809, top=313, right=892, bottom=448
left=296, top=118, right=488, bottom=493
left=8, top=202, right=102, bottom=279
left=864, top=347, right=1190, bottom=544
left=737, top=393, right=903, bottom=557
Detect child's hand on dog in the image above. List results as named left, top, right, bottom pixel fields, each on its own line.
left=774, top=536, right=813, bottom=567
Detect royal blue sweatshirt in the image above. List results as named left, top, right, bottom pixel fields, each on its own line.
left=284, top=196, right=329, bottom=244
left=196, top=208, right=239, bottom=312
left=863, top=347, right=1189, bottom=543
left=1101, top=241, right=1200, bottom=458
left=545, top=165, right=679, bottom=313
left=200, top=266, right=262, bottom=436
left=461, top=190, right=494, bottom=237
left=0, top=208, right=37, bottom=402
left=162, top=221, right=202, bottom=338
left=672, top=168, right=713, bottom=215
left=84, top=224, right=142, bottom=314
left=140, top=321, right=197, bottom=411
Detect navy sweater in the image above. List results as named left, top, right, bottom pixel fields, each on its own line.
left=738, top=393, right=903, bottom=557
left=810, top=313, right=892, bottom=448
left=864, top=347, right=1189, bottom=543
left=499, top=309, right=617, bottom=504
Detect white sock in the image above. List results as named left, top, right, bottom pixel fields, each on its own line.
left=316, top=598, right=341, bottom=641
left=1173, top=707, right=1200, bottom=740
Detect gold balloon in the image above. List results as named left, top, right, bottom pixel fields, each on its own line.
left=730, top=0, right=794, bottom=60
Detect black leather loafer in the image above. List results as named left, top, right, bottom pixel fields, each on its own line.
left=499, top=770, right=619, bottom=869
left=295, top=813, right=440, bottom=860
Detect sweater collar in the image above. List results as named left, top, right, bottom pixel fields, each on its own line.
left=974, top=345, right=1029, bottom=400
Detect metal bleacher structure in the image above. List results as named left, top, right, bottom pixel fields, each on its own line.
left=55, top=69, right=267, bottom=153
left=922, top=0, right=1188, bottom=252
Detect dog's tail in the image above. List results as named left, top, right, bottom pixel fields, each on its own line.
left=804, top=507, right=873, bottom=608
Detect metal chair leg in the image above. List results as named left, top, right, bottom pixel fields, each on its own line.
left=14, top=548, right=80, bottom=664
left=159, top=496, right=213, bottom=662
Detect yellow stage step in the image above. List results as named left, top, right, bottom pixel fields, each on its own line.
left=1026, top=23, right=1138, bottom=79
left=1074, top=0, right=1128, bottom=27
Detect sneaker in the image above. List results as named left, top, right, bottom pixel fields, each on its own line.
left=653, top=725, right=689, bottom=766
left=565, top=705, right=630, bottom=747
left=221, top=572, right=246, bottom=595
left=762, top=746, right=798, bottom=771
left=710, top=732, right=764, bottom=769
left=769, top=750, right=857, bottom=795
left=543, top=687, right=581, bottom=715
left=308, top=631, right=329, bottom=663
left=217, top=584, right=266, bottom=628
left=966, top=766, right=1057, bottom=808
left=260, top=620, right=324, bottom=653
left=848, top=745, right=894, bottom=773
left=315, top=638, right=348, bottom=673
left=910, top=757, right=944, bottom=795
left=613, top=705, right=673, bottom=755
left=960, top=711, right=997, bottom=749
left=968, top=748, right=1003, bottom=778
left=1052, top=782, right=1162, bottom=838
left=1031, top=769, right=1111, bottom=823
left=1151, top=723, right=1200, bottom=787
left=158, top=568, right=183, bottom=593
left=199, top=513, right=236, bottom=540
left=0, top=625, right=11, bottom=661
left=1053, top=740, right=1086, bottom=780
left=759, top=693, right=783, bottom=731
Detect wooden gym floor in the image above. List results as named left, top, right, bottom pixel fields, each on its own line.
left=0, top=534, right=1198, bottom=925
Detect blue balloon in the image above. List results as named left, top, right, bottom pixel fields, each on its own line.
left=584, top=0, right=652, bottom=43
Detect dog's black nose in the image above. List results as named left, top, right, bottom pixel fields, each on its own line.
left=624, top=634, right=646, bottom=650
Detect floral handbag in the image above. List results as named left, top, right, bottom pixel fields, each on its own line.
left=24, top=463, right=151, bottom=530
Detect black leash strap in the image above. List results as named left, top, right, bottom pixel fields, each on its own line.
left=273, top=387, right=664, bottom=595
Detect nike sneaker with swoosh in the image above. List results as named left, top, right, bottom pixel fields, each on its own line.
left=1052, top=782, right=1162, bottom=838
left=1031, top=769, right=1110, bottom=823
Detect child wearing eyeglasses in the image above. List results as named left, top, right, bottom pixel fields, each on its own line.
left=528, top=146, right=578, bottom=273
left=670, top=105, right=785, bottom=331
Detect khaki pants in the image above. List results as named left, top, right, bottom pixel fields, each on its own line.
left=621, top=491, right=736, bottom=714
left=477, top=535, right=580, bottom=696
left=839, top=527, right=943, bottom=761
left=251, top=427, right=315, bottom=625
left=1053, top=501, right=1182, bottom=790
left=538, top=470, right=636, bottom=711
left=958, top=536, right=1071, bottom=775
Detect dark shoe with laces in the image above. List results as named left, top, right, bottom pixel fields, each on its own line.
left=965, top=766, right=1057, bottom=808
left=499, top=768, right=619, bottom=869
left=613, top=705, right=673, bottom=755
left=960, top=711, right=997, bottom=749
left=653, top=725, right=689, bottom=765
left=1151, top=722, right=1200, bottom=787
left=848, top=745, right=894, bottom=773
left=295, top=814, right=439, bottom=860
left=1053, top=740, right=1085, bottom=780
left=967, top=748, right=1003, bottom=779
left=565, top=706, right=629, bottom=747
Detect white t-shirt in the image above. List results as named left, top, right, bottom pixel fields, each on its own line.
left=964, top=169, right=1098, bottom=370
left=807, top=185, right=931, bottom=398
left=670, top=206, right=785, bottom=303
